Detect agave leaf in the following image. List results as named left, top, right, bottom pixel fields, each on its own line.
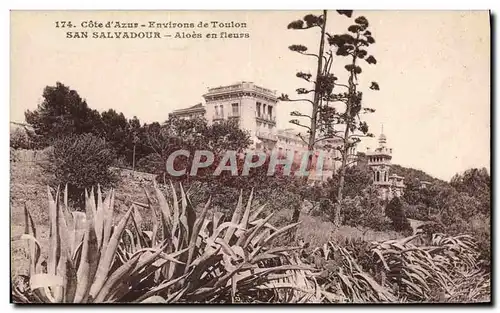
left=23, top=205, right=40, bottom=275
left=212, top=211, right=223, bottom=230
left=250, top=228, right=270, bottom=248
left=141, top=295, right=166, bottom=303
left=372, top=248, right=390, bottom=271
left=251, top=246, right=301, bottom=263
left=243, top=213, right=274, bottom=249
left=154, top=182, right=173, bottom=244
left=131, top=205, right=147, bottom=248
left=169, top=181, right=180, bottom=232
left=239, top=189, right=253, bottom=230
left=57, top=191, right=72, bottom=258
left=30, top=273, right=63, bottom=290
left=135, top=271, right=190, bottom=303
left=124, top=228, right=136, bottom=254
left=355, top=272, right=395, bottom=302
left=74, top=198, right=100, bottom=303
left=185, top=197, right=211, bottom=272
left=231, top=245, right=246, bottom=261
left=249, top=203, right=267, bottom=222
left=259, top=222, right=300, bottom=248
left=211, top=222, right=246, bottom=240
left=47, top=186, right=60, bottom=276
left=93, top=253, right=142, bottom=302
left=178, top=215, right=189, bottom=249
left=61, top=185, right=76, bottom=254
left=98, top=190, right=113, bottom=262
left=102, top=189, right=115, bottom=251
left=88, top=207, right=133, bottom=299
left=91, top=187, right=103, bottom=248
left=214, top=238, right=238, bottom=259
left=142, top=187, right=159, bottom=246
left=223, top=190, right=243, bottom=242
left=63, top=258, right=77, bottom=302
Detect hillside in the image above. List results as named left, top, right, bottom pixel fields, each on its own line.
left=391, top=164, right=445, bottom=184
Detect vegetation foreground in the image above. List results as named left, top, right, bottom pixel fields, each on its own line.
left=12, top=183, right=490, bottom=304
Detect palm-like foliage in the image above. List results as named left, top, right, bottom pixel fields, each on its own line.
left=310, top=242, right=395, bottom=303
left=13, top=183, right=321, bottom=303
left=367, top=233, right=487, bottom=302
left=119, top=182, right=321, bottom=303
left=11, top=183, right=490, bottom=304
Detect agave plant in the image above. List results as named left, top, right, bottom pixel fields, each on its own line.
left=307, top=241, right=396, bottom=303
left=12, top=185, right=175, bottom=303
left=117, top=181, right=322, bottom=303
left=368, top=233, right=486, bottom=302
left=13, top=182, right=322, bottom=303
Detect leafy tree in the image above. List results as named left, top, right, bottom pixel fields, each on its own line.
left=341, top=185, right=389, bottom=231
left=25, top=82, right=101, bottom=146
left=141, top=116, right=252, bottom=179
left=48, top=133, right=117, bottom=208
left=385, top=197, right=411, bottom=233
left=326, top=162, right=372, bottom=201
left=403, top=202, right=428, bottom=221
left=450, top=168, right=490, bottom=215
left=24, top=82, right=149, bottom=168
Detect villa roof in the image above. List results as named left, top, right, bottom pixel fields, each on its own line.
left=171, top=103, right=205, bottom=114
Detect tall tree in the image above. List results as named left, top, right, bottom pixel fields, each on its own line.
left=25, top=82, right=100, bottom=146
left=319, top=14, right=379, bottom=226
left=279, top=11, right=379, bottom=227
left=279, top=10, right=354, bottom=228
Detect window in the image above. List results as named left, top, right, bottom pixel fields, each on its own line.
left=232, top=103, right=239, bottom=116
left=376, top=172, right=380, bottom=182
left=263, top=103, right=267, bottom=118
left=256, top=102, right=261, bottom=117
left=268, top=106, right=273, bottom=119
left=220, top=105, right=224, bottom=118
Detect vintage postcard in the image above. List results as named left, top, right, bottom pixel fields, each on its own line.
left=10, top=10, right=491, bottom=304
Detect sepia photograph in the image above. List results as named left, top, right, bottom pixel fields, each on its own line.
left=9, top=10, right=491, bottom=304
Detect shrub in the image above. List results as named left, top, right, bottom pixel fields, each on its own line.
left=48, top=133, right=116, bottom=208
left=341, top=187, right=390, bottom=232
left=10, top=127, right=31, bottom=150
left=135, top=153, right=163, bottom=174
left=404, top=203, right=428, bottom=221
left=385, top=197, right=412, bottom=233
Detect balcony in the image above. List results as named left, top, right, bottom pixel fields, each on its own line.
left=212, top=115, right=224, bottom=122
left=228, top=113, right=240, bottom=120
left=256, top=114, right=276, bottom=125
left=256, top=131, right=278, bottom=142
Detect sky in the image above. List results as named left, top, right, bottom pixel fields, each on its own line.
left=10, top=10, right=490, bottom=181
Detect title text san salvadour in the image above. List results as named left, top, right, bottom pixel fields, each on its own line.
left=62, top=20, right=250, bottom=39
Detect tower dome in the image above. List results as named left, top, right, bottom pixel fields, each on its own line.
left=378, top=133, right=387, bottom=146
left=378, top=124, right=387, bottom=146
